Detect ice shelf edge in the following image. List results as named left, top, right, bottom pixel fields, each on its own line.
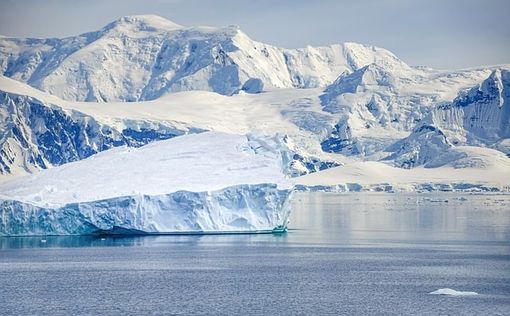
left=0, top=183, right=294, bottom=236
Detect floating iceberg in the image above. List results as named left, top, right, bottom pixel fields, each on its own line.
left=0, top=132, right=294, bottom=236
left=429, top=288, right=478, bottom=296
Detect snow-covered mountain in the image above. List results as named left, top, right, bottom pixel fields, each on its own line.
left=0, top=75, right=341, bottom=177
left=0, top=14, right=508, bottom=188
left=0, top=76, right=205, bottom=177
left=433, top=69, right=510, bottom=148
left=318, top=61, right=506, bottom=158
left=385, top=68, right=510, bottom=168
left=0, top=15, right=411, bottom=101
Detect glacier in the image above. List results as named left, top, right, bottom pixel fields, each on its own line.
left=0, top=185, right=292, bottom=236
left=0, top=132, right=294, bottom=236
left=297, top=148, right=510, bottom=193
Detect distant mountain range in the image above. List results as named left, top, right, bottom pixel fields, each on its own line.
left=0, top=15, right=411, bottom=102
left=0, top=15, right=508, bottom=182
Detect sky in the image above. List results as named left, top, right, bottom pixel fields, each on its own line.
left=0, top=0, right=509, bottom=69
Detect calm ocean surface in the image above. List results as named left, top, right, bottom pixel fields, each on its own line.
left=1, top=193, right=509, bottom=315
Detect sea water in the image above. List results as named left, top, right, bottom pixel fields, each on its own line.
left=1, top=193, right=509, bottom=315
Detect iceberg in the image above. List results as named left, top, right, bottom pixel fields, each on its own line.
left=0, top=132, right=294, bottom=236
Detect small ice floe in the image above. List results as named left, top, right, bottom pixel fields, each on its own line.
left=40, top=239, right=47, bottom=243
left=423, top=198, right=448, bottom=203
left=429, top=288, right=478, bottom=296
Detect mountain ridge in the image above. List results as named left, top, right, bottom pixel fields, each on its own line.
left=0, top=15, right=414, bottom=102
left=0, top=15, right=508, bottom=184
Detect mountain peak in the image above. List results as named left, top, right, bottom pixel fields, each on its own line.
left=483, top=69, right=508, bottom=94
left=0, top=15, right=422, bottom=102
left=324, top=63, right=399, bottom=96
left=358, top=63, right=396, bottom=84
left=453, top=68, right=509, bottom=108
left=103, top=15, right=183, bottom=33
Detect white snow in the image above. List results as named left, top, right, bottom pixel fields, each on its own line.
left=2, top=69, right=510, bottom=187
left=430, top=69, right=510, bottom=146
left=319, top=63, right=509, bottom=158
left=384, top=68, right=510, bottom=168
left=0, top=75, right=318, bottom=135
left=296, top=146, right=510, bottom=192
left=0, top=132, right=292, bottom=205
left=429, top=288, right=478, bottom=296
left=0, top=74, right=342, bottom=178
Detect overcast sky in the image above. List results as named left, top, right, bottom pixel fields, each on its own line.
left=0, top=0, right=509, bottom=69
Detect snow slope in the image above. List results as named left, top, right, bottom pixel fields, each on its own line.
left=297, top=146, right=510, bottom=192
left=1, top=64, right=509, bottom=179
left=0, top=76, right=204, bottom=178
left=0, top=15, right=413, bottom=101
left=0, top=75, right=343, bottom=178
left=0, top=132, right=294, bottom=235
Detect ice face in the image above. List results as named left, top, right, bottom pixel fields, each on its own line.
left=0, top=184, right=293, bottom=236
left=0, top=132, right=294, bottom=236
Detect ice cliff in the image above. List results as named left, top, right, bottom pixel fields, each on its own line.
left=0, top=132, right=294, bottom=235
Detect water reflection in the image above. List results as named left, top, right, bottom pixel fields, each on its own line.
left=0, top=235, right=144, bottom=249
left=290, top=192, right=510, bottom=244
left=0, top=231, right=292, bottom=250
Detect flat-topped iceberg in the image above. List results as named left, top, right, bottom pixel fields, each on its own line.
left=0, top=132, right=294, bottom=236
